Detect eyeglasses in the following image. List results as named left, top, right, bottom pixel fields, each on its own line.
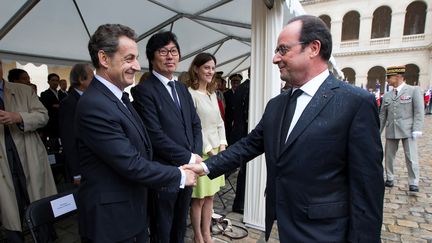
left=274, top=42, right=304, bottom=56
left=158, top=47, right=179, bottom=56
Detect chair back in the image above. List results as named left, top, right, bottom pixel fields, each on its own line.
left=25, top=188, right=78, bottom=243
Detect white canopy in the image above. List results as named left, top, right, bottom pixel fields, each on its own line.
left=0, top=0, right=304, bottom=78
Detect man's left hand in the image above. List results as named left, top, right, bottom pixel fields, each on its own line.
left=0, top=110, right=22, bottom=125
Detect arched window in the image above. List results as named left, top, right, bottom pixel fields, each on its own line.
left=342, top=67, right=356, bottom=85
left=371, top=6, right=392, bottom=38
left=342, top=11, right=360, bottom=41
left=405, top=64, right=420, bottom=85
left=403, top=1, right=427, bottom=35
left=319, top=15, right=331, bottom=31
left=367, top=66, right=386, bottom=93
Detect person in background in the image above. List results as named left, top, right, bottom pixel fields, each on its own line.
left=187, top=53, right=226, bottom=243
left=380, top=65, right=424, bottom=192
left=184, top=15, right=384, bottom=242
left=214, top=71, right=225, bottom=119
left=230, top=68, right=250, bottom=214
left=223, top=73, right=242, bottom=145
left=132, top=31, right=203, bottom=243
left=7, top=68, right=31, bottom=85
left=40, top=73, right=61, bottom=146
left=76, top=24, right=197, bottom=243
left=58, top=79, right=68, bottom=101
left=0, top=59, right=57, bottom=243
left=59, top=63, right=93, bottom=185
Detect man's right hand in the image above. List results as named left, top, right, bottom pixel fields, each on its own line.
left=183, top=169, right=197, bottom=187
left=183, top=163, right=206, bottom=176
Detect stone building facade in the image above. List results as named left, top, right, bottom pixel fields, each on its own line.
left=300, top=0, right=431, bottom=92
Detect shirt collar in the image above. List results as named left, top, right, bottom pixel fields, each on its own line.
left=297, top=69, right=329, bottom=97
left=74, top=88, right=84, bottom=96
left=94, top=74, right=123, bottom=101
left=395, top=82, right=406, bottom=92
left=152, top=70, right=177, bottom=85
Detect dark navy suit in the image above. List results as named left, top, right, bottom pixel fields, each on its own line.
left=59, top=89, right=80, bottom=181
left=205, top=75, right=384, bottom=243
left=133, top=74, right=202, bottom=243
left=76, top=78, right=181, bottom=243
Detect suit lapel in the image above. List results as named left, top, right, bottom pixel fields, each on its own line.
left=92, top=79, right=148, bottom=145
left=151, top=76, right=184, bottom=121
left=275, top=90, right=292, bottom=155
left=280, top=76, right=338, bottom=156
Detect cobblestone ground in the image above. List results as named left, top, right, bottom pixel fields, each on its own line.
left=381, top=114, right=432, bottom=243
left=4, top=116, right=430, bottom=243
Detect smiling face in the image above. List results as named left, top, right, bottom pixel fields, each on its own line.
left=151, top=41, right=179, bottom=80
left=99, top=36, right=140, bottom=90
left=272, top=20, right=311, bottom=87
left=195, top=59, right=216, bottom=85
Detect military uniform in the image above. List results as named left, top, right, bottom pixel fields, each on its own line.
left=379, top=66, right=424, bottom=190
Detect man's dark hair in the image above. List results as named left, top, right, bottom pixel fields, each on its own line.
left=146, top=31, right=181, bottom=71
left=70, top=63, right=91, bottom=88
left=88, top=24, right=137, bottom=69
left=287, top=15, right=332, bottom=61
left=47, top=73, right=60, bottom=81
left=8, top=68, right=27, bottom=83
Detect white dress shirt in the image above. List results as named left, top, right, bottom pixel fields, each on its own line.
left=285, top=69, right=330, bottom=142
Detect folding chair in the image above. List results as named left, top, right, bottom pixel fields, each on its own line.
left=216, top=169, right=237, bottom=209
left=25, top=188, right=78, bottom=243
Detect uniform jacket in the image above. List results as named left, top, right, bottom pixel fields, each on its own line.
left=205, top=75, right=384, bottom=242
left=0, top=81, right=56, bottom=231
left=379, top=84, right=424, bottom=139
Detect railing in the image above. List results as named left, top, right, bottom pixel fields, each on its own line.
left=340, top=40, right=359, bottom=48
left=370, top=37, right=390, bottom=46
left=402, top=34, right=425, bottom=42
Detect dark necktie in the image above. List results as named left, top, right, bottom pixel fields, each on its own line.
left=168, top=81, right=181, bottom=110
left=394, top=89, right=398, bottom=97
left=121, top=92, right=142, bottom=124
left=281, top=89, right=304, bottom=145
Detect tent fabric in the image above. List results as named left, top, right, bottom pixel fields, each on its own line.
left=0, top=0, right=302, bottom=78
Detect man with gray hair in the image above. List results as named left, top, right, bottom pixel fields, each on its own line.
left=59, top=63, right=93, bottom=184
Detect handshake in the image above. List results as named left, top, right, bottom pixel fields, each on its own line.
left=180, top=154, right=208, bottom=187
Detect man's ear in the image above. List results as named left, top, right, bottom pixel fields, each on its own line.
left=98, top=50, right=109, bottom=69
left=309, top=40, right=321, bottom=58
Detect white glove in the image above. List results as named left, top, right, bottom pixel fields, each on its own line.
left=412, top=131, right=422, bottom=139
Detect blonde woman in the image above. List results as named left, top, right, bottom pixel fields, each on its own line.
left=188, top=53, right=226, bottom=243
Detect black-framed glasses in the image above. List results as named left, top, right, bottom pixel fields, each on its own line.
left=158, top=47, right=179, bottom=56
left=274, top=42, right=304, bottom=56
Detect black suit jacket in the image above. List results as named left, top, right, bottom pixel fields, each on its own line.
left=59, top=89, right=81, bottom=179
left=230, top=79, right=250, bottom=143
left=132, top=74, right=202, bottom=166
left=40, top=88, right=60, bottom=138
left=205, top=75, right=384, bottom=242
left=58, top=90, right=68, bottom=101
left=75, top=78, right=181, bottom=242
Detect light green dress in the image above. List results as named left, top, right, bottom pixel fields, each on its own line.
left=189, top=88, right=227, bottom=198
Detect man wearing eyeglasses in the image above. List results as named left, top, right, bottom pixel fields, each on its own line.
left=184, top=15, right=384, bottom=242
left=132, top=31, right=202, bottom=243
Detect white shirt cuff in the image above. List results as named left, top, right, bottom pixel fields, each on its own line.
left=179, top=168, right=186, bottom=188
left=201, top=162, right=210, bottom=175
left=188, top=153, right=195, bottom=164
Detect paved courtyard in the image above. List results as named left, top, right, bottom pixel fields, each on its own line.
left=2, top=115, right=431, bottom=242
